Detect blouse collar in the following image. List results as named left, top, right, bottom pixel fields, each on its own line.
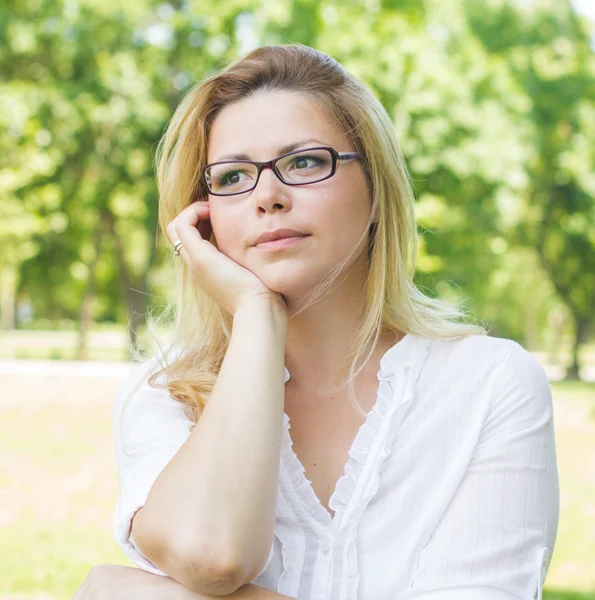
left=284, top=332, right=431, bottom=383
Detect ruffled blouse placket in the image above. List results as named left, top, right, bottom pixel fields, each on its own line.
left=276, top=335, right=431, bottom=600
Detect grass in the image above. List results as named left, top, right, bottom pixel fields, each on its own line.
left=2, top=327, right=595, bottom=371
left=0, top=373, right=593, bottom=599
left=545, top=381, right=595, bottom=599
left=0, top=327, right=130, bottom=361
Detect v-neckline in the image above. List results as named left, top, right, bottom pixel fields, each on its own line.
left=281, top=400, right=378, bottom=528
left=279, top=334, right=430, bottom=537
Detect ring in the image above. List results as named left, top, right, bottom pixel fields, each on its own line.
left=173, top=239, right=184, bottom=256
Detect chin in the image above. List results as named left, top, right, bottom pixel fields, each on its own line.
left=255, top=263, right=320, bottom=296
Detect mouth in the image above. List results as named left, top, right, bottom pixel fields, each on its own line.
left=254, top=234, right=311, bottom=251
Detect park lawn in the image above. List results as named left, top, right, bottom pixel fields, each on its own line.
left=0, top=328, right=129, bottom=362
left=2, top=327, right=595, bottom=370
left=0, top=374, right=593, bottom=599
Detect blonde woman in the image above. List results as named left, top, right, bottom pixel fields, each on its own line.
left=73, top=45, right=559, bottom=600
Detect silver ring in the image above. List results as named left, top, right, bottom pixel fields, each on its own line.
left=173, top=239, right=184, bottom=256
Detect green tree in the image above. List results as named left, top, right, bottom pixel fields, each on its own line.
left=1, top=0, right=256, bottom=353
left=466, top=0, right=595, bottom=378
left=1, top=0, right=593, bottom=377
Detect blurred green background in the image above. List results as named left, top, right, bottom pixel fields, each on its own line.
left=0, top=0, right=594, bottom=598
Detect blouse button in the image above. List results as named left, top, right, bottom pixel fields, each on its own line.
left=323, top=545, right=332, bottom=554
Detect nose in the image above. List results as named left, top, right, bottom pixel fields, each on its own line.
left=252, top=166, right=291, bottom=213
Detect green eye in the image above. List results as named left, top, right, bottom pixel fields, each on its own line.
left=216, top=169, right=252, bottom=188
left=221, top=172, right=241, bottom=185
left=292, top=156, right=321, bottom=169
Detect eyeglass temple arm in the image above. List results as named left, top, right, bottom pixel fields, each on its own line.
left=338, top=152, right=360, bottom=161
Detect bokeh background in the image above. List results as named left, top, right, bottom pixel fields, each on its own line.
left=0, top=0, right=594, bottom=598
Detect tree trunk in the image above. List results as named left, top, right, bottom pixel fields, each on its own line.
left=0, top=266, right=17, bottom=330
left=126, top=288, right=146, bottom=355
left=566, top=315, right=589, bottom=381
left=104, top=207, right=152, bottom=358
left=76, top=222, right=104, bottom=360
left=524, top=301, right=540, bottom=351
left=547, top=307, right=565, bottom=367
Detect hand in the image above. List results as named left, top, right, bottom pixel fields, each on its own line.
left=71, top=564, right=296, bottom=599
left=166, top=201, right=287, bottom=316
left=72, top=564, right=182, bottom=600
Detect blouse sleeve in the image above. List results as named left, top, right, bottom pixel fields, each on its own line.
left=397, top=344, right=560, bottom=600
left=112, top=357, right=275, bottom=580
left=112, top=357, right=194, bottom=576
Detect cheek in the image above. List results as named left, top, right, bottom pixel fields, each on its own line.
left=209, top=209, right=243, bottom=255
left=321, top=182, right=371, bottom=233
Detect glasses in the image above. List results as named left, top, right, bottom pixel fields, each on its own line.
left=203, top=146, right=361, bottom=196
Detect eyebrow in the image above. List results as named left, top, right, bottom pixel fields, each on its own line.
left=213, top=138, right=329, bottom=162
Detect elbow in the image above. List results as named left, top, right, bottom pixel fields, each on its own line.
left=211, top=539, right=273, bottom=590
left=133, top=510, right=242, bottom=594
left=172, top=537, right=272, bottom=595
left=168, top=539, right=244, bottom=596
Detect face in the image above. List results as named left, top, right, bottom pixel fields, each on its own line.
left=206, top=89, right=374, bottom=300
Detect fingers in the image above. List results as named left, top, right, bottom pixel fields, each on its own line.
left=71, top=573, right=90, bottom=599
left=165, top=201, right=211, bottom=244
left=166, top=201, right=211, bottom=262
left=175, top=202, right=211, bottom=252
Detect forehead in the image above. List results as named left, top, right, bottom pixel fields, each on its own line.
left=207, top=89, right=348, bottom=161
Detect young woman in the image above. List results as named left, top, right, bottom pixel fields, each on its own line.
left=73, top=44, right=559, bottom=600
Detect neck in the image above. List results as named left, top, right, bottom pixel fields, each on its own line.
left=282, top=261, right=399, bottom=395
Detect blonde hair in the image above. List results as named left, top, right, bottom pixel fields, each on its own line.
left=149, top=44, right=488, bottom=422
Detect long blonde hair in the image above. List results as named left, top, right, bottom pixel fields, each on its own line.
left=149, top=44, right=488, bottom=422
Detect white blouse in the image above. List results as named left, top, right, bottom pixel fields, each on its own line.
left=113, top=333, right=559, bottom=600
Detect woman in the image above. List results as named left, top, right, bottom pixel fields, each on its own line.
left=74, top=44, right=559, bottom=599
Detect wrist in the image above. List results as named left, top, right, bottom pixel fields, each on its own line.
left=234, top=295, right=287, bottom=323
left=234, top=297, right=288, bottom=348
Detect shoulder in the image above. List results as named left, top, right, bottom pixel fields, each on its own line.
left=114, top=356, right=169, bottom=416
left=427, top=333, right=546, bottom=382
left=113, top=355, right=193, bottom=454
left=430, top=333, right=520, bottom=364
left=419, top=334, right=551, bottom=415
left=114, top=344, right=185, bottom=415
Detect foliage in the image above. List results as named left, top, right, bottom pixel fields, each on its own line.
left=0, top=0, right=593, bottom=374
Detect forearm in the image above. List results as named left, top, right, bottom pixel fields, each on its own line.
left=174, top=580, right=294, bottom=600
left=78, top=566, right=295, bottom=600
left=134, top=298, right=287, bottom=589
left=156, top=573, right=295, bottom=600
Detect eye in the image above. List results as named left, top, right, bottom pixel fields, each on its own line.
left=291, top=155, right=323, bottom=170
left=217, top=169, right=251, bottom=187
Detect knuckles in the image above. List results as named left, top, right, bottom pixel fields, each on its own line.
left=165, top=221, right=177, bottom=242
left=78, top=565, right=119, bottom=599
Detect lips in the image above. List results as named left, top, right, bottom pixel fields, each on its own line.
left=253, top=229, right=308, bottom=245
left=255, top=235, right=310, bottom=250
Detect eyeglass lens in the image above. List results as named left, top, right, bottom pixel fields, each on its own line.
left=205, top=148, right=334, bottom=195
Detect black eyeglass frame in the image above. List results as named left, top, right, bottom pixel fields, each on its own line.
left=203, top=146, right=361, bottom=197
